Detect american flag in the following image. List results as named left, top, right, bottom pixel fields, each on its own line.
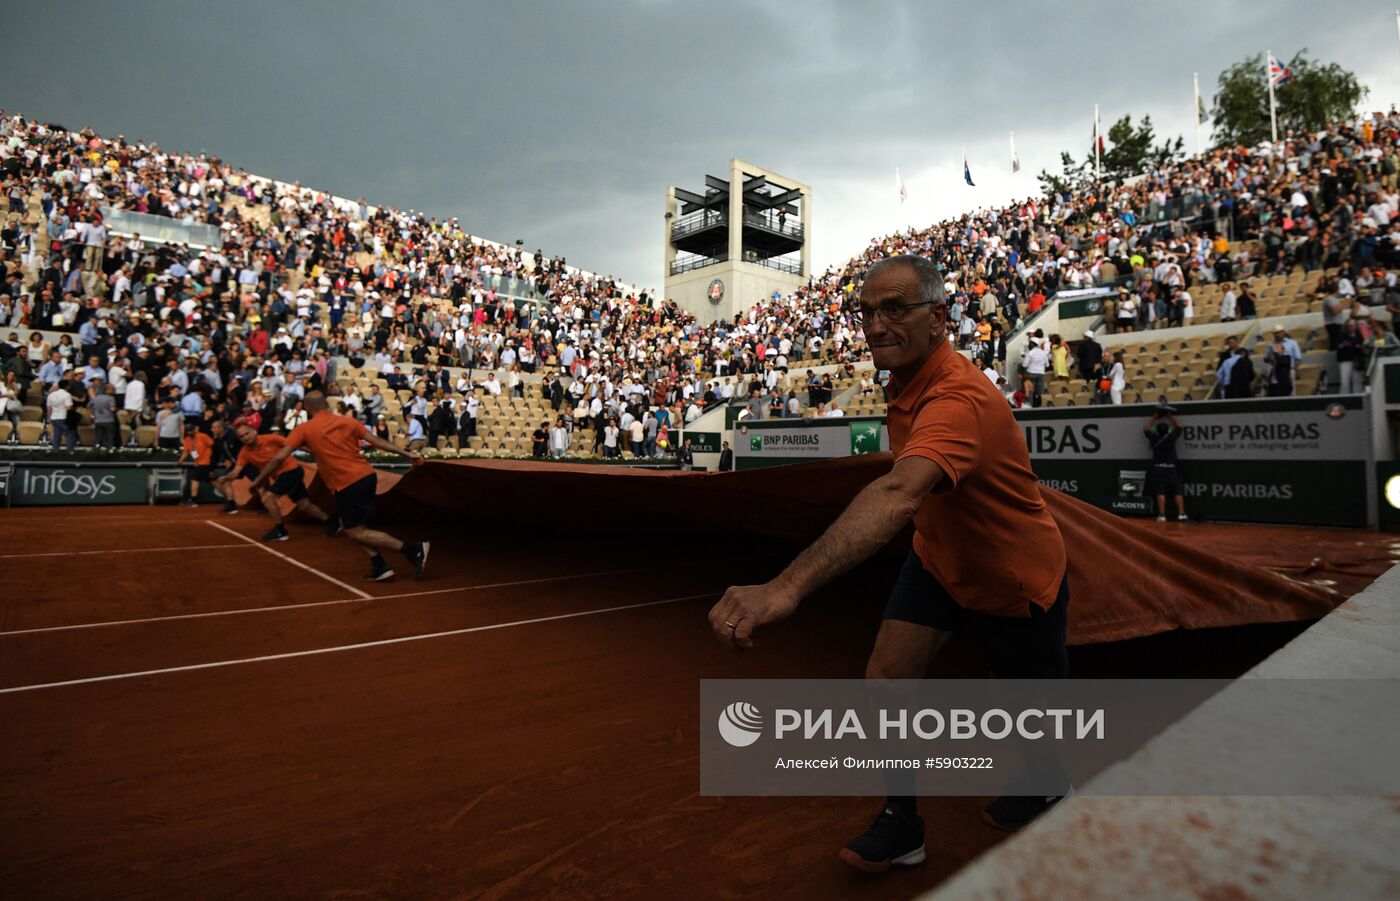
left=1268, top=52, right=1293, bottom=86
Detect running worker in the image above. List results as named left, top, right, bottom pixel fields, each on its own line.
left=249, top=392, right=428, bottom=581
left=232, top=423, right=331, bottom=541
left=707, top=256, right=1070, bottom=872
left=208, top=419, right=244, bottom=514
left=177, top=421, right=220, bottom=507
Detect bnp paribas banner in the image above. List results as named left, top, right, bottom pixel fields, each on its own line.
left=733, top=417, right=888, bottom=468
left=1015, top=395, right=1374, bottom=527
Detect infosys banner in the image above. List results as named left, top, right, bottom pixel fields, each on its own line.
left=1016, top=396, right=1373, bottom=527
left=733, top=417, right=888, bottom=469
left=8, top=466, right=151, bottom=506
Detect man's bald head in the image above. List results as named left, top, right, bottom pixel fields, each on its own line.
left=304, top=391, right=329, bottom=413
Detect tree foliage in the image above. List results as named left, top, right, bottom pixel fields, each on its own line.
left=1211, top=49, right=1368, bottom=147
left=1036, top=115, right=1183, bottom=195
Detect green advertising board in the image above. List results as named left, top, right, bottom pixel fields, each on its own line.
left=727, top=395, right=1375, bottom=527
left=733, top=417, right=889, bottom=469
left=8, top=465, right=151, bottom=506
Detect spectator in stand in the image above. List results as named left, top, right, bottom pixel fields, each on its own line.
left=91, top=382, right=118, bottom=447
left=154, top=398, right=182, bottom=450
left=1264, top=326, right=1302, bottom=397
left=1108, top=351, right=1126, bottom=405
left=45, top=378, right=76, bottom=450
left=1049, top=334, right=1070, bottom=382
left=1021, top=336, right=1049, bottom=408
left=2, top=371, right=24, bottom=440
left=1115, top=288, right=1137, bottom=333
left=1336, top=319, right=1365, bottom=393
left=1236, top=283, right=1258, bottom=320
left=549, top=417, right=570, bottom=459
left=1076, top=330, right=1102, bottom=382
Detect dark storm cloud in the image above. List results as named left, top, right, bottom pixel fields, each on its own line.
left=3, top=1, right=1396, bottom=287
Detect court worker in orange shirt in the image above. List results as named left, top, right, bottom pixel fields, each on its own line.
left=176, top=421, right=226, bottom=507
left=708, top=256, right=1069, bottom=873
left=225, top=423, right=332, bottom=542
left=250, top=391, right=429, bottom=582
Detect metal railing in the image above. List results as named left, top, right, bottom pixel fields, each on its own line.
left=671, top=210, right=727, bottom=240
left=742, top=211, right=804, bottom=240
left=670, top=253, right=727, bottom=276
left=747, top=255, right=802, bottom=275
left=101, top=206, right=223, bottom=249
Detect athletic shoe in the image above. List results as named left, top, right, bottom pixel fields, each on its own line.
left=404, top=541, right=430, bottom=578
left=363, top=559, right=395, bottom=582
left=182, top=499, right=199, bottom=507
left=1177, top=514, right=1188, bottom=522
left=324, top=515, right=344, bottom=537
left=221, top=500, right=239, bottom=515
left=838, top=805, right=926, bottom=873
left=261, top=525, right=290, bottom=542
left=982, top=791, right=1067, bottom=831
left=1155, top=515, right=1167, bottom=522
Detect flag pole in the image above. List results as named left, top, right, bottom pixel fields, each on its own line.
left=1193, top=72, right=1202, bottom=157
left=1394, top=11, right=1399, bottom=68
left=1093, top=104, right=1101, bottom=181
left=1267, top=50, right=1279, bottom=144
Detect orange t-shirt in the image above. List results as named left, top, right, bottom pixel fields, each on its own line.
left=235, top=433, right=299, bottom=479
left=182, top=432, right=214, bottom=466
left=886, top=339, right=1066, bottom=616
left=284, top=413, right=374, bottom=492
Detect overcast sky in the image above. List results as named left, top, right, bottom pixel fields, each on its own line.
left=5, top=1, right=1400, bottom=290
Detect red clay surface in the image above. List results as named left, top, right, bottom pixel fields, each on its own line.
left=1, top=504, right=1395, bottom=899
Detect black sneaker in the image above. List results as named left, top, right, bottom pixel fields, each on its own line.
left=403, top=541, right=430, bottom=578
left=982, top=791, right=1068, bottom=831
left=222, top=500, right=239, bottom=515
left=363, top=559, right=395, bottom=582
left=261, top=525, right=290, bottom=542
left=838, top=805, right=926, bottom=873
left=324, top=515, right=343, bottom=537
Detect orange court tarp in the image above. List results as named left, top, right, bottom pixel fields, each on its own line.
left=304, top=454, right=1341, bottom=645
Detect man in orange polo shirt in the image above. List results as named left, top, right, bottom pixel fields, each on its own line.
left=228, top=423, right=333, bottom=542
left=250, top=391, right=428, bottom=581
left=177, top=421, right=218, bottom=507
left=708, top=255, right=1069, bottom=872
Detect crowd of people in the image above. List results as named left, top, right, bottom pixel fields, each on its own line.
left=3, top=108, right=1400, bottom=453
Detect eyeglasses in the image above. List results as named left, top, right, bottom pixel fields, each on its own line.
left=850, top=300, right=932, bottom=326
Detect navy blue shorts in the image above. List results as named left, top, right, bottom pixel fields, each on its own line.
left=334, top=473, right=377, bottom=529
left=269, top=467, right=309, bottom=502
left=882, top=550, right=1069, bottom=678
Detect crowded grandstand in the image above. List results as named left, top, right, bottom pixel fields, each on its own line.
left=1, top=108, right=1398, bottom=457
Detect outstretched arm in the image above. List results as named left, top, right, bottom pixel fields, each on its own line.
left=360, top=429, right=425, bottom=466
left=709, top=455, right=944, bottom=650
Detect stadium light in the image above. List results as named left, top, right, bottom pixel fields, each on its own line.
left=1384, top=474, right=1400, bottom=509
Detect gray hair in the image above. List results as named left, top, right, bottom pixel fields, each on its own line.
left=863, top=256, right=948, bottom=308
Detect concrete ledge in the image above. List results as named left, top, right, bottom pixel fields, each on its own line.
left=923, top=563, right=1400, bottom=901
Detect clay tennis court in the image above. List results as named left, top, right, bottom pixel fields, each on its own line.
left=2, top=487, right=1394, bottom=899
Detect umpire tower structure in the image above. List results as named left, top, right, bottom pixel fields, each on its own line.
left=664, top=159, right=811, bottom=325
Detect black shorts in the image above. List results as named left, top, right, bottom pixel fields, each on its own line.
left=334, top=472, right=377, bottom=529
left=882, top=550, right=1069, bottom=679
left=189, top=464, right=213, bottom=483
left=1147, top=463, right=1182, bottom=496
left=269, top=467, right=309, bottom=502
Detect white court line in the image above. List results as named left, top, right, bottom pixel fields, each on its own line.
left=205, top=520, right=372, bottom=600
left=0, top=567, right=647, bottom=636
left=0, top=592, right=718, bottom=694
left=0, top=544, right=253, bottom=560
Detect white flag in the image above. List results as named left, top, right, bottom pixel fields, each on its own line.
left=896, top=168, right=907, bottom=204
left=1010, top=132, right=1020, bottom=174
